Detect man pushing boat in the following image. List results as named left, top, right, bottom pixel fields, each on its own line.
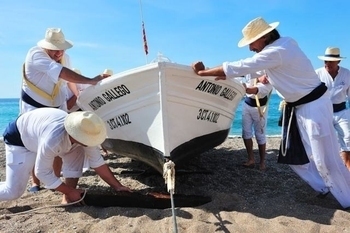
left=1, top=108, right=131, bottom=204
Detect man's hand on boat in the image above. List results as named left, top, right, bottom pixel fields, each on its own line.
left=60, top=67, right=113, bottom=86
left=191, top=61, right=227, bottom=80
left=192, top=61, right=205, bottom=74
left=91, top=73, right=111, bottom=84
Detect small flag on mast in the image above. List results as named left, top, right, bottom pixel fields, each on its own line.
left=142, top=21, right=148, bottom=55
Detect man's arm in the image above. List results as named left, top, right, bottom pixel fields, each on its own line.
left=94, top=164, right=132, bottom=192
left=60, top=67, right=105, bottom=85
left=192, top=61, right=226, bottom=77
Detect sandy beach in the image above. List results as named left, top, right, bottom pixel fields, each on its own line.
left=0, top=137, right=350, bottom=233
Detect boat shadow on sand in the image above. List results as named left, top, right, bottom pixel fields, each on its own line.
left=77, top=144, right=345, bottom=226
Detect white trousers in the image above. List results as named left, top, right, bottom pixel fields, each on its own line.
left=0, top=145, right=36, bottom=200
left=333, top=109, right=350, bottom=152
left=289, top=94, right=350, bottom=208
left=0, top=144, right=85, bottom=201
left=242, top=102, right=268, bottom=145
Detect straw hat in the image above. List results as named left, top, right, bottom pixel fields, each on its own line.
left=37, top=28, right=73, bottom=50
left=318, top=47, right=346, bottom=61
left=103, top=69, right=113, bottom=76
left=238, top=17, right=279, bottom=47
left=64, top=111, right=107, bottom=147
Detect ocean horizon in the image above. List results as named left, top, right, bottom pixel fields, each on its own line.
left=0, top=95, right=283, bottom=140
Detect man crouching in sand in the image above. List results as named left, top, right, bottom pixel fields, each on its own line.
left=1, top=108, right=131, bottom=204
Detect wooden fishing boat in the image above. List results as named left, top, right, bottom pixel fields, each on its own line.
left=77, top=61, right=245, bottom=174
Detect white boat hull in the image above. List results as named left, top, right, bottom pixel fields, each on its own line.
left=78, top=62, right=245, bottom=173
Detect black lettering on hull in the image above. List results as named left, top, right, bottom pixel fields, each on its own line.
left=107, top=113, right=132, bottom=130
left=219, top=87, right=238, bottom=101
left=88, top=96, right=107, bottom=110
left=195, top=80, right=238, bottom=102
left=197, top=108, right=220, bottom=123
left=102, top=85, right=131, bottom=102
left=195, top=80, right=222, bottom=95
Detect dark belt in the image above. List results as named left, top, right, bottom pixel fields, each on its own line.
left=3, top=119, right=24, bottom=147
left=21, top=90, right=59, bottom=108
left=333, top=102, right=346, bottom=113
left=244, top=96, right=268, bottom=107
left=284, top=82, right=328, bottom=124
left=286, top=82, right=327, bottom=107
left=278, top=82, right=328, bottom=165
left=279, top=82, right=328, bottom=127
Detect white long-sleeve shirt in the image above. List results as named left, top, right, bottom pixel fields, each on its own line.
left=223, top=37, right=321, bottom=102
left=316, top=66, right=350, bottom=104
left=21, top=46, right=72, bottom=113
left=16, top=108, right=104, bottom=189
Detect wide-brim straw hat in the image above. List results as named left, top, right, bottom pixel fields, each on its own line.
left=103, top=69, right=114, bottom=76
left=238, top=17, right=279, bottom=47
left=64, top=111, right=107, bottom=147
left=318, top=47, right=346, bottom=61
left=37, top=28, right=73, bottom=50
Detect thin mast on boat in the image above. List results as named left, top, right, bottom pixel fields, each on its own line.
left=138, top=2, right=178, bottom=232
left=139, top=0, right=148, bottom=63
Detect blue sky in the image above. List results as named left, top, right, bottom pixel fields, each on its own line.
left=0, top=0, right=349, bottom=98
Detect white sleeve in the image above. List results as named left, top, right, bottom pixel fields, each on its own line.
left=35, top=141, right=63, bottom=190
left=84, top=146, right=105, bottom=168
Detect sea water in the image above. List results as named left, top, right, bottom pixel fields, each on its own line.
left=230, top=93, right=282, bottom=137
left=0, top=98, right=20, bottom=139
left=0, top=94, right=283, bottom=139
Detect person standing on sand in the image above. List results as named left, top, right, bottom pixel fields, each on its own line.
left=241, top=72, right=273, bottom=171
left=21, top=28, right=110, bottom=192
left=191, top=17, right=350, bottom=209
left=316, top=47, right=350, bottom=170
left=1, top=108, right=131, bottom=203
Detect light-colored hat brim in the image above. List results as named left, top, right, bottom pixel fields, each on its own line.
left=37, top=39, right=73, bottom=50
left=64, top=111, right=107, bottom=147
left=238, top=22, right=280, bottom=48
left=317, top=55, right=345, bottom=61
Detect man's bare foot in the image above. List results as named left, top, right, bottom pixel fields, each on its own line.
left=259, top=163, right=266, bottom=171
left=242, top=161, right=255, bottom=168
left=61, top=194, right=69, bottom=205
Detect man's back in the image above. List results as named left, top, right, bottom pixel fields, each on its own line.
left=16, top=108, right=68, bottom=152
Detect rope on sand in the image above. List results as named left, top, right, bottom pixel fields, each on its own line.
left=0, top=189, right=87, bottom=218
left=163, top=160, right=178, bottom=233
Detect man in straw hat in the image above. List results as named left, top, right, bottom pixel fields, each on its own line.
left=192, top=17, right=350, bottom=209
left=1, top=108, right=131, bottom=203
left=21, top=28, right=111, bottom=192
left=20, top=28, right=109, bottom=114
left=316, top=47, right=350, bottom=170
